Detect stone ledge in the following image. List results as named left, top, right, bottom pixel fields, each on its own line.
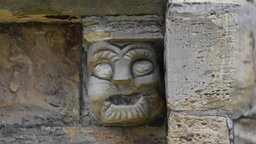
left=82, top=15, right=163, bottom=42
left=0, top=0, right=165, bottom=17
left=0, top=10, right=81, bottom=23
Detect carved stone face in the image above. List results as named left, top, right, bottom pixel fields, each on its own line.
left=87, top=41, right=163, bottom=126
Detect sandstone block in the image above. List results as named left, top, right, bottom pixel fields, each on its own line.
left=0, top=126, right=166, bottom=144
left=0, top=22, right=81, bottom=125
left=168, top=113, right=230, bottom=144
left=0, top=0, right=164, bottom=16
left=165, top=1, right=254, bottom=116
left=82, top=15, right=163, bottom=42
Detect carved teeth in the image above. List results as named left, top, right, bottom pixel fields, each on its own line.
left=124, top=108, right=129, bottom=120
left=105, top=105, right=114, bottom=117
left=135, top=104, right=144, bottom=117
left=139, top=97, right=149, bottom=115
left=131, top=107, right=137, bottom=118
left=115, top=110, right=121, bottom=120
left=137, top=104, right=145, bottom=117
left=102, top=93, right=157, bottom=121
left=109, top=111, right=116, bottom=119
left=121, top=108, right=126, bottom=120
left=138, top=103, right=146, bottom=116
left=127, top=108, right=133, bottom=119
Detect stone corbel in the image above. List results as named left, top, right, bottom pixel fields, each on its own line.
left=82, top=15, right=164, bottom=126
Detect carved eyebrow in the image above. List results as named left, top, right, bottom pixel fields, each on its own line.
left=91, top=50, right=120, bottom=63
left=123, top=48, right=154, bottom=61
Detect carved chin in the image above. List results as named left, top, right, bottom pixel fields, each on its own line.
left=100, top=92, right=160, bottom=125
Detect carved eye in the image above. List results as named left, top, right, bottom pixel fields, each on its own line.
left=94, top=63, right=112, bottom=80
left=132, top=60, right=153, bottom=77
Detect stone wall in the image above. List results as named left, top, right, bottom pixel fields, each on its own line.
left=166, top=0, right=256, bottom=144
left=0, top=0, right=255, bottom=144
left=0, top=22, right=81, bottom=126
left=0, top=15, right=166, bottom=144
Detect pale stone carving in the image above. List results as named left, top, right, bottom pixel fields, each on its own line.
left=87, top=41, right=163, bottom=126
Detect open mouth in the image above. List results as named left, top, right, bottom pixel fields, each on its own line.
left=106, top=94, right=141, bottom=105
left=101, top=93, right=154, bottom=121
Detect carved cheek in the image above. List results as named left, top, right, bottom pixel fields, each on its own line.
left=87, top=76, right=115, bottom=102
left=133, top=69, right=160, bottom=87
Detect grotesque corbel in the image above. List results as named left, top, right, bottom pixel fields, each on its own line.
left=87, top=41, right=163, bottom=126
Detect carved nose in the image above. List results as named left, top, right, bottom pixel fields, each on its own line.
left=112, top=61, right=132, bottom=86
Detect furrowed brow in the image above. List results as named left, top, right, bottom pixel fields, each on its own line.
left=123, top=48, right=154, bottom=61
left=91, top=50, right=120, bottom=63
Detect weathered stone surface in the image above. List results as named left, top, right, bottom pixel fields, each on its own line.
left=165, top=1, right=254, bottom=116
left=234, top=118, right=256, bottom=144
left=82, top=15, right=163, bottom=42
left=86, top=41, right=163, bottom=126
left=0, top=126, right=166, bottom=144
left=0, top=0, right=165, bottom=17
left=80, top=13, right=166, bottom=143
left=81, top=14, right=165, bottom=127
left=0, top=22, right=81, bottom=125
left=168, top=113, right=230, bottom=144
left=0, top=10, right=81, bottom=23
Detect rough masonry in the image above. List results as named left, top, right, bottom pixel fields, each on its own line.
left=0, top=0, right=255, bottom=144
left=165, top=0, right=255, bottom=143
left=0, top=22, right=81, bottom=125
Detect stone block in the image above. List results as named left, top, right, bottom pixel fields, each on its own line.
left=165, top=1, right=254, bottom=116
left=0, top=22, right=81, bottom=125
left=168, top=113, right=230, bottom=144
left=82, top=15, right=163, bottom=42
left=0, top=126, right=166, bottom=144
left=0, top=0, right=165, bottom=17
